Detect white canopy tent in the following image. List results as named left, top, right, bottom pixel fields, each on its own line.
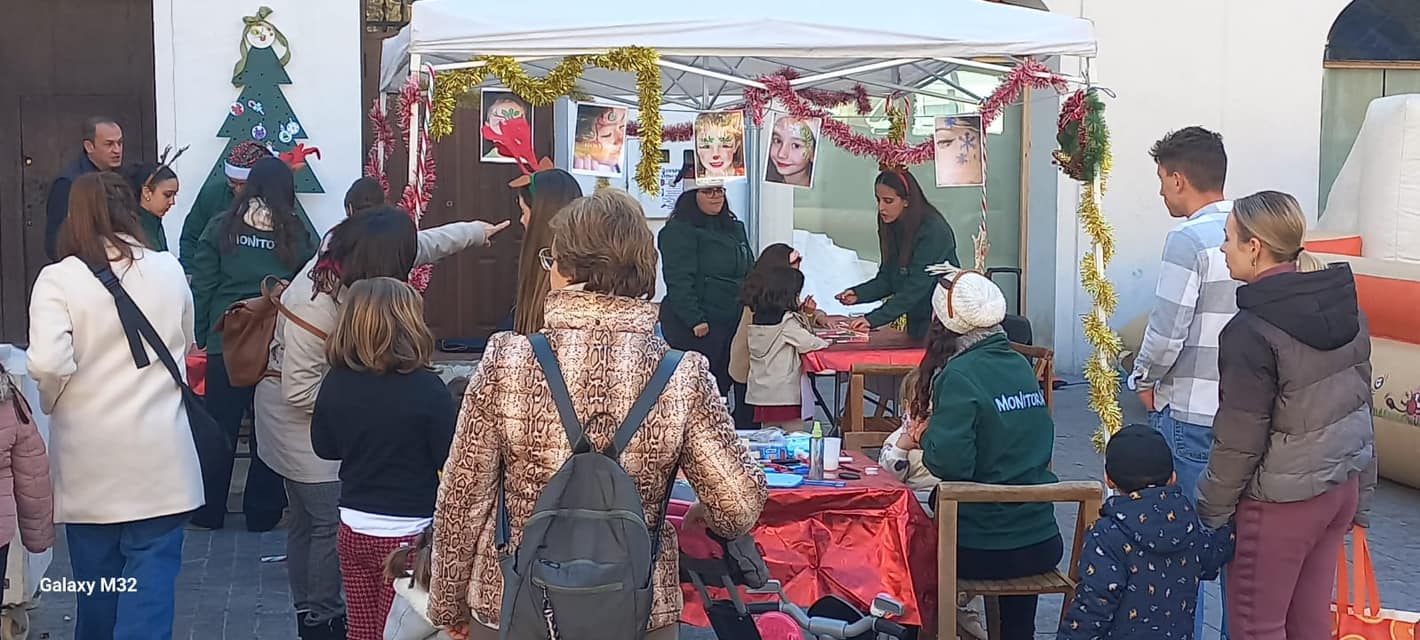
left=378, top=0, right=1098, bottom=239
left=381, top=0, right=1096, bottom=107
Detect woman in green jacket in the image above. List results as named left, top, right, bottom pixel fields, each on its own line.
left=124, top=161, right=181, bottom=252
left=839, top=169, right=959, bottom=340
left=188, top=157, right=319, bottom=531
left=658, top=180, right=753, bottom=395
left=897, top=265, right=1060, bottom=640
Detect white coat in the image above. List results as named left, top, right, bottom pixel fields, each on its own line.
left=27, top=244, right=204, bottom=524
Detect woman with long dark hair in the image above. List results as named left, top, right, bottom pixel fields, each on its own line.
left=124, top=145, right=187, bottom=252
left=897, top=266, right=1059, bottom=640
left=838, top=169, right=959, bottom=340
left=188, top=156, right=319, bottom=531
left=28, top=172, right=199, bottom=637
left=659, top=181, right=754, bottom=395
left=511, top=168, right=582, bottom=334
left=254, top=208, right=418, bottom=639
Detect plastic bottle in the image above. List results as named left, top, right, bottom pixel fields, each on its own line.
left=808, top=421, right=825, bottom=480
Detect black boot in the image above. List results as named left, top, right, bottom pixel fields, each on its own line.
left=300, top=614, right=347, bottom=640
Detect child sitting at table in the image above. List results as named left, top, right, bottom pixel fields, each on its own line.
left=1058, top=425, right=1234, bottom=640
left=879, top=369, right=937, bottom=498
left=745, top=265, right=828, bottom=431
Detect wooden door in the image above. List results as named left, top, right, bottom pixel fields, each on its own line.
left=0, top=0, right=157, bottom=345
left=361, top=19, right=550, bottom=343
left=417, top=104, right=554, bottom=342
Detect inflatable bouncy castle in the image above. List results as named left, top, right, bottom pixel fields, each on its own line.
left=1309, top=94, right=1420, bottom=489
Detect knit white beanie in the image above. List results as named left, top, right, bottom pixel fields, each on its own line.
left=927, top=263, right=1007, bottom=335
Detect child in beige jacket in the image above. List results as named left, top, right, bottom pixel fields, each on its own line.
left=744, top=266, right=829, bottom=430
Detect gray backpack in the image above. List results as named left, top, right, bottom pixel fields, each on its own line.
left=496, top=333, right=684, bottom=640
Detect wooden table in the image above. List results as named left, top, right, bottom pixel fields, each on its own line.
left=801, top=328, right=925, bottom=429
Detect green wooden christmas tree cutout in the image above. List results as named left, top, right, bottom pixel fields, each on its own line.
left=202, top=6, right=323, bottom=196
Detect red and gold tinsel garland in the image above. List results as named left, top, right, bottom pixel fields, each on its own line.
left=626, top=69, right=872, bottom=142
left=745, top=59, right=1068, bottom=168
left=394, top=75, right=437, bottom=291
left=364, top=96, right=395, bottom=195
left=627, top=121, right=693, bottom=142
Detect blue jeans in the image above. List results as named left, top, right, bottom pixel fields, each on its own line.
left=66, top=512, right=187, bottom=640
left=1152, top=408, right=1228, bottom=640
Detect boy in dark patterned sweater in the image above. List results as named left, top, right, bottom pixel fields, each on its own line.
left=1059, top=425, right=1234, bottom=640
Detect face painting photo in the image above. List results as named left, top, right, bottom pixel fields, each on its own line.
left=765, top=113, right=821, bottom=188
left=932, top=114, right=985, bottom=188
left=694, top=110, right=747, bottom=180
left=480, top=90, right=533, bottom=163
left=571, top=103, right=629, bottom=177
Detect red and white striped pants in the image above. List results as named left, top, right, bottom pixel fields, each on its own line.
left=337, top=523, right=421, bottom=640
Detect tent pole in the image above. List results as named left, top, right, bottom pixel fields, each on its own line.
left=935, top=56, right=1089, bottom=85
left=408, top=53, right=423, bottom=220
left=656, top=60, right=766, bottom=90
left=787, top=58, right=922, bottom=86
left=746, top=117, right=762, bottom=251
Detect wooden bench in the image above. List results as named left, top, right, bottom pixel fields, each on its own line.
left=936, top=480, right=1104, bottom=639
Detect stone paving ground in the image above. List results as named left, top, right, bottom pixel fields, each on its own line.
left=25, top=384, right=1420, bottom=639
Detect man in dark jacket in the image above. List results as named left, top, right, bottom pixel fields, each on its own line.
left=1060, top=425, right=1234, bottom=640
left=45, top=117, right=124, bottom=260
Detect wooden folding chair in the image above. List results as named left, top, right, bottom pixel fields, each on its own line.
left=843, top=363, right=915, bottom=433
left=936, top=480, right=1104, bottom=639
left=1009, top=342, right=1055, bottom=411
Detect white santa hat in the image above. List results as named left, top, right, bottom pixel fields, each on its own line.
left=224, top=162, right=251, bottom=180
left=926, top=263, right=1007, bottom=335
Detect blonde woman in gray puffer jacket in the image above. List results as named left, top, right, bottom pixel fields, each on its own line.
left=1200, top=190, right=1376, bottom=640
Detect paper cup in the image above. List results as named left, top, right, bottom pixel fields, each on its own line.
left=823, top=437, right=842, bottom=470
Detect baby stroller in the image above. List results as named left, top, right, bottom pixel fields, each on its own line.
left=669, top=485, right=911, bottom=640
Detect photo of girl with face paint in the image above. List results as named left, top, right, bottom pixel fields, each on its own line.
left=932, top=114, right=985, bottom=187
left=764, top=113, right=821, bottom=188
left=694, top=110, right=747, bottom=180
left=480, top=89, right=534, bottom=163
left=571, top=103, right=629, bottom=177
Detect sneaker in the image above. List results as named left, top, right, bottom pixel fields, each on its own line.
left=956, top=593, right=987, bottom=640
left=957, top=607, right=988, bottom=640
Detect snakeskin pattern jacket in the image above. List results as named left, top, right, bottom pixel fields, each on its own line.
left=429, top=289, right=768, bottom=632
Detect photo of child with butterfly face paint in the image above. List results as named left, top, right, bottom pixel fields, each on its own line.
left=571, top=103, right=629, bottom=178
left=694, top=110, right=747, bottom=181
left=932, top=114, right=985, bottom=188
left=765, top=114, right=821, bottom=188
left=479, top=90, right=534, bottom=163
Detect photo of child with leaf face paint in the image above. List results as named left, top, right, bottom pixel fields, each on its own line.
left=571, top=103, right=629, bottom=177
left=480, top=90, right=533, bottom=163
left=932, top=114, right=985, bottom=187
left=765, top=113, right=821, bottom=188
left=694, top=111, right=747, bottom=180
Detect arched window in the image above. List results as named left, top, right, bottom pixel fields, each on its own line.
left=1319, top=1, right=1420, bottom=212
left=1326, top=0, right=1420, bottom=62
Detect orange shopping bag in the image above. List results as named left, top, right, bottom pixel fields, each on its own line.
left=1333, top=528, right=1419, bottom=639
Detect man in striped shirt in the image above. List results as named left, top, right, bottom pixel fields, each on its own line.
left=1129, top=126, right=1238, bottom=639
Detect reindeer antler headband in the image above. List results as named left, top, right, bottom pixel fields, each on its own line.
left=145, top=144, right=191, bottom=189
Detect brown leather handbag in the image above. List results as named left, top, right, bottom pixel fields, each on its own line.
left=215, top=275, right=327, bottom=387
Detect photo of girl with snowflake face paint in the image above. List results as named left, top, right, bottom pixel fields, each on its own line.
left=932, top=114, right=985, bottom=188
left=694, top=110, right=747, bottom=181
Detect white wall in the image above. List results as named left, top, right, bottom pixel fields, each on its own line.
left=153, top=0, right=363, bottom=248
left=1041, top=0, right=1350, bottom=372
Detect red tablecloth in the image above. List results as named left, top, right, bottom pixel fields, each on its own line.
left=679, top=453, right=938, bottom=630
left=802, top=329, right=925, bottom=374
